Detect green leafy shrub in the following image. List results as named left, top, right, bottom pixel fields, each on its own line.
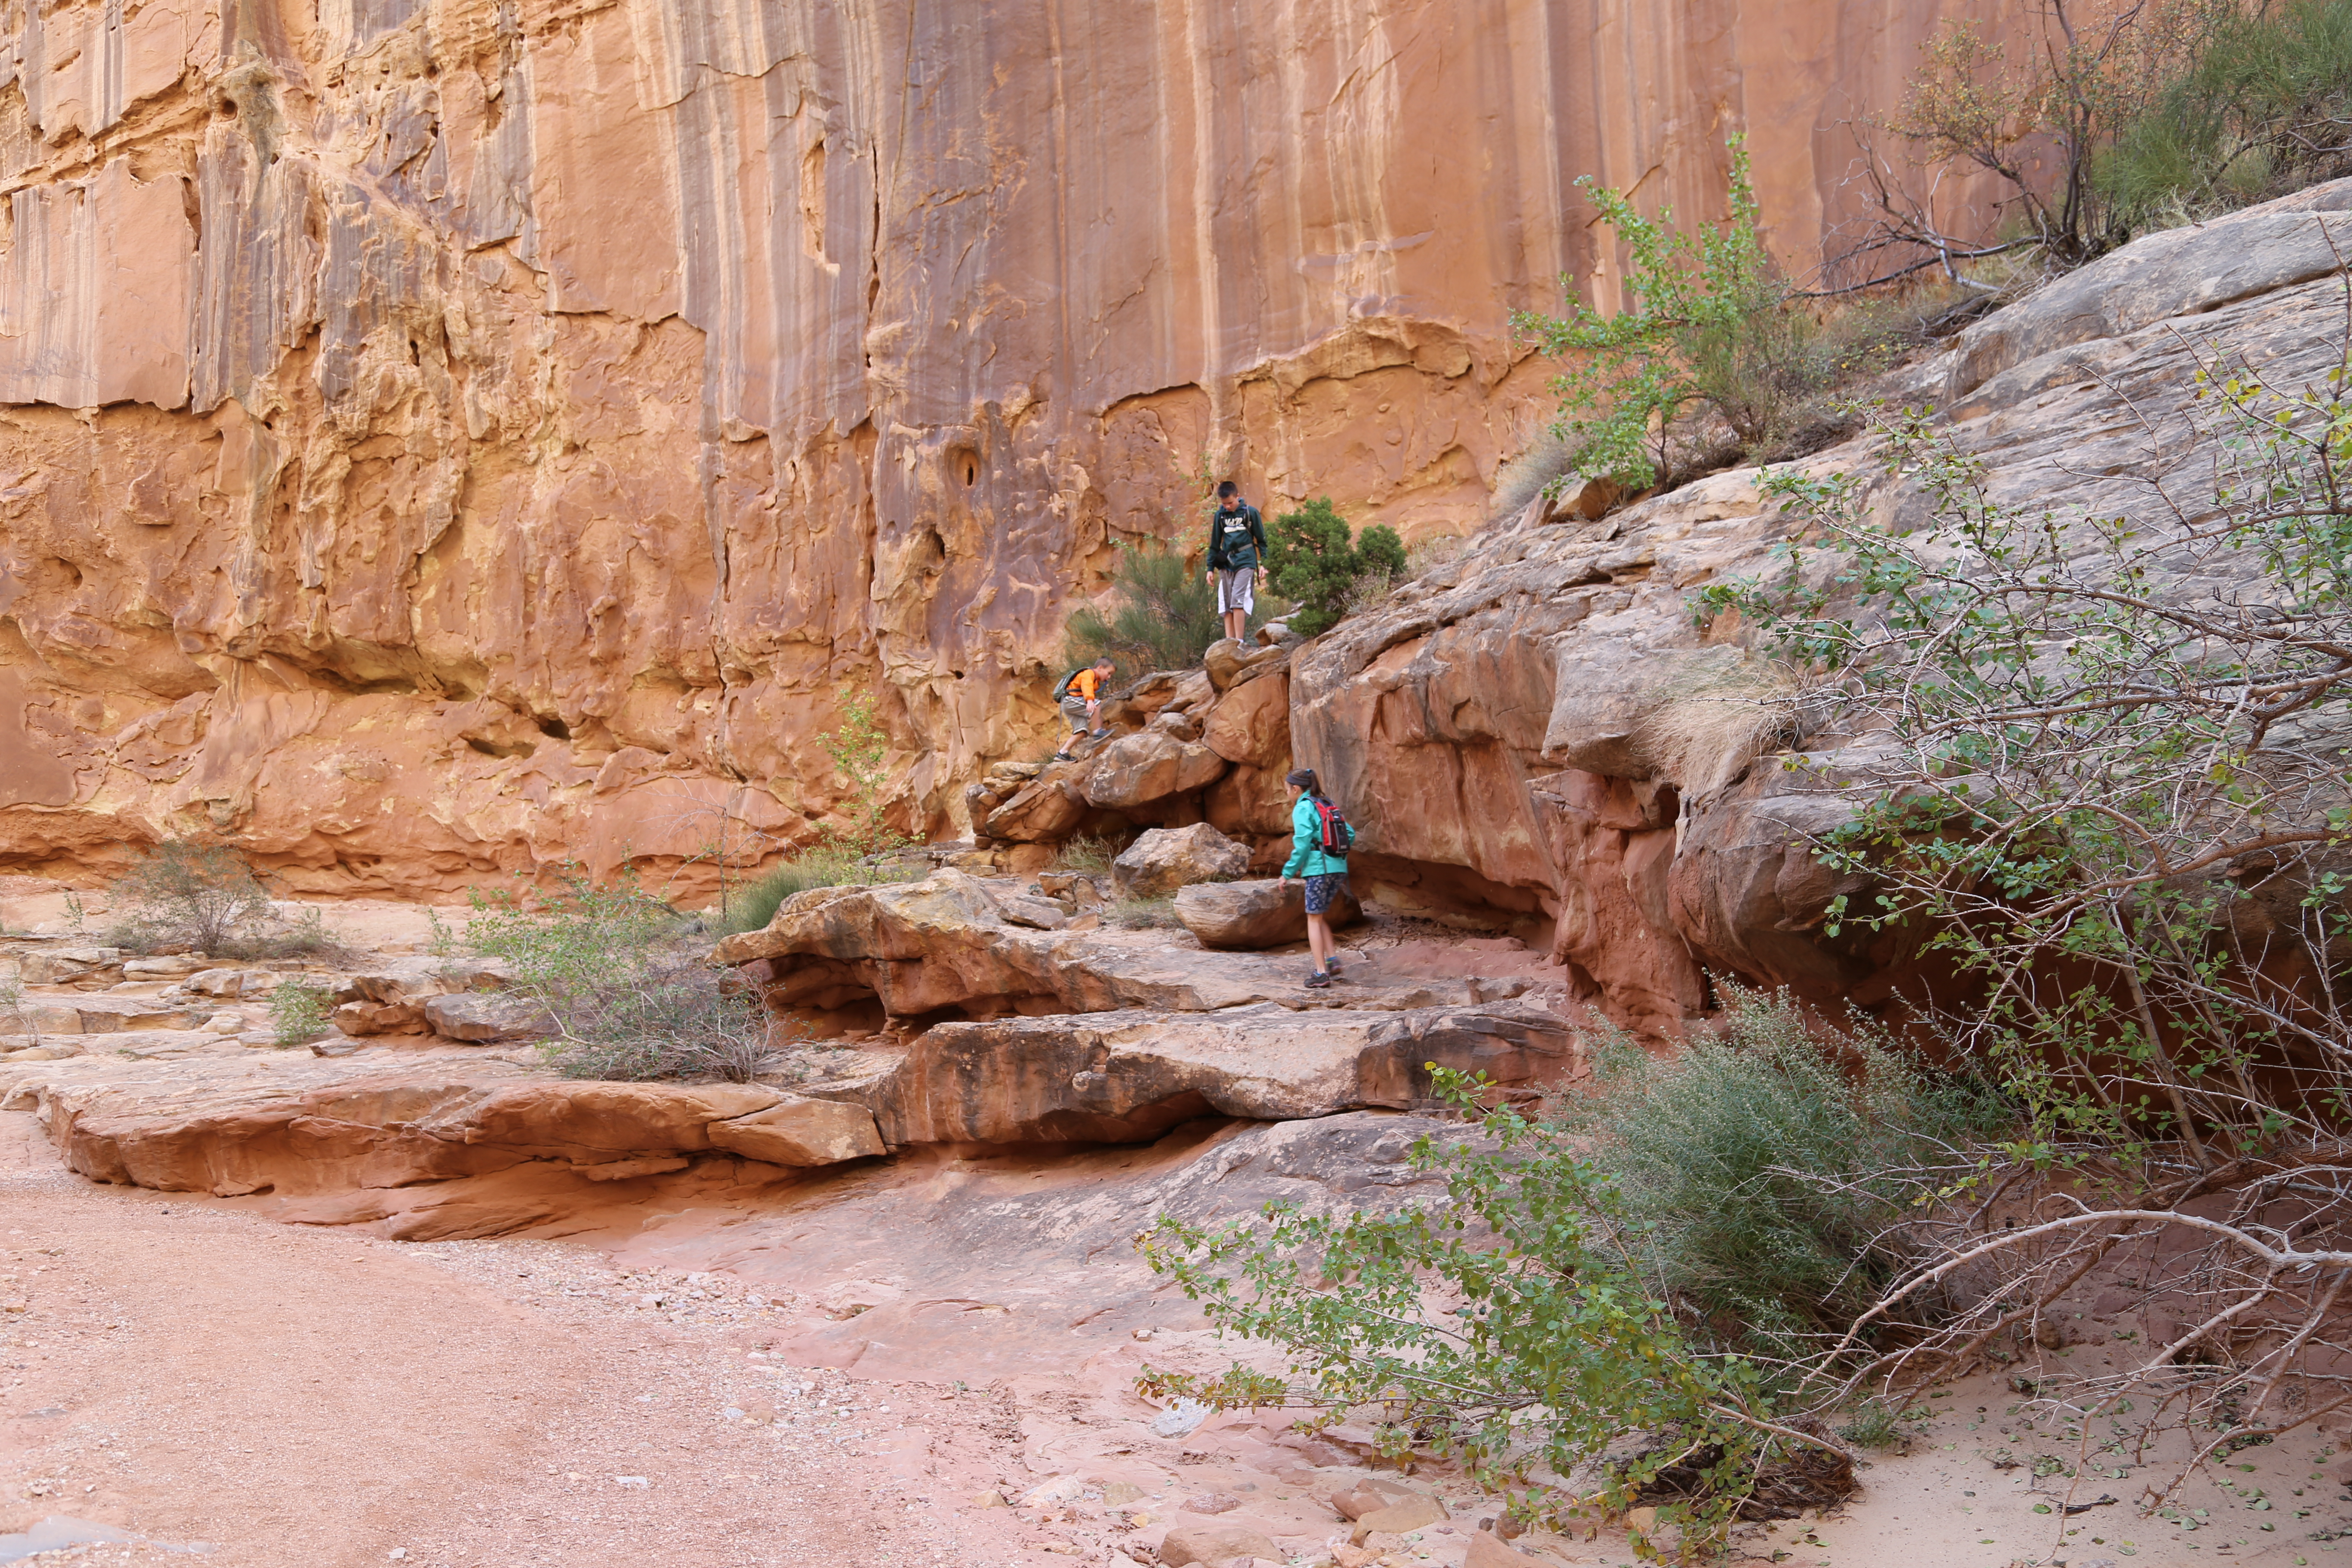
left=462, top=867, right=782, bottom=1083
left=1264, top=498, right=1406, bottom=637
left=1683, top=314, right=2352, bottom=1501
left=1711, top=358, right=2352, bottom=1158
left=821, top=682, right=910, bottom=856
left=2100, top=0, right=2352, bottom=226
left=1513, top=138, right=1825, bottom=492
left=268, top=981, right=334, bottom=1047
left=714, top=685, right=939, bottom=935
left=1065, top=542, right=1253, bottom=673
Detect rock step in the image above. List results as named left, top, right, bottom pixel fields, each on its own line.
left=806, top=998, right=1578, bottom=1145
left=716, top=868, right=1526, bottom=1019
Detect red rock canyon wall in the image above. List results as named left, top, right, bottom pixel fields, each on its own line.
left=0, top=0, right=2012, bottom=896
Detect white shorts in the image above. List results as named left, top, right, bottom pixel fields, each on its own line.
left=1216, top=567, right=1256, bottom=617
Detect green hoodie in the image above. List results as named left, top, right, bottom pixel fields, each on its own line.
left=1206, top=501, right=1268, bottom=572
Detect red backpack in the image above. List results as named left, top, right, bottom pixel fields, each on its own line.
left=1311, top=796, right=1354, bottom=855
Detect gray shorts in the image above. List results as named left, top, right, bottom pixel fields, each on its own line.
left=1060, top=695, right=1091, bottom=732
left=1215, top=567, right=1255, bottom=617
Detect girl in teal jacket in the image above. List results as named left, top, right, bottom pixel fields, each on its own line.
left=1280, top=768, right=1349, bottom=986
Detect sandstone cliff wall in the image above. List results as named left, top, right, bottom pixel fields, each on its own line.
left=0, top=0, right=2010, bottom=895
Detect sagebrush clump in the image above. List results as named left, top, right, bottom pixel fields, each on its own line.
left=716, top=842, right=928, bottom=937
left=462, top=867, right=782, bottom=1084
left=1065, top=542, right=1259, bottom=673
left=1566, top=988, right=2011, bottom=1365
left=104, top=839, right=343, bottom=959
left=1050, top=835, right=1118, bottom=875
left=2101, top=0, right=2352, bottom=225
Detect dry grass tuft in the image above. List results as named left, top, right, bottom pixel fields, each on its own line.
left=1633, top=655, right=1819, bottom=798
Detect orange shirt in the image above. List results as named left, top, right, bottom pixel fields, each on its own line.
left=1070, top=668, right=1103, bottom=702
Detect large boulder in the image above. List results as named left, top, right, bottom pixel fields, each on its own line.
left=331, top=999, right=429, bottom=1036
left=1938, top=191, right=2352, bottom=403
left=705, top=1096, right=887, bottom=1166
left=18, top=948, right=124, bottom=985
left=1200, top=668, right=1290, bottom=767
left=1172, top=878, right=1362, bottom=949
left=346, top=961, right=453, bottom=1007
left=423, top=992, right=559, bottom=1042
left=1204, top=639, right=1289, bottom=692
left=1529, top=769, right=1709, bottom=1030
left=3, top=997, right=196, bottom=1035
left=1082, top=730, right=1228, bottom=810
left=1111, top=824, right=1250, bottom=899
left=981, top=765, right=1090, bottom=842
left=1202, top=637, right=1251, bottom=689
left=1, top=1003, right=84, bottom=1036
left=1204, top=761, right=1295, bottom=839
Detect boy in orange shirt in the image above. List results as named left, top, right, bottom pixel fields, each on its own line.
left=1053, top=658, right=1116, bottom=760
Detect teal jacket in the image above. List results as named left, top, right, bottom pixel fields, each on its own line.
left=1283, top=792, right=1349, bottom=879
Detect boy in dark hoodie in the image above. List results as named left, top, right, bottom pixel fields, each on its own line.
left=1203, top=480, right=1269, bottom=645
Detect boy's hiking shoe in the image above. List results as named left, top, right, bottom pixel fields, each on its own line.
left=1304, top=969, right=1333, bottom=989
left=1052, top=750, right=1073, bottom=762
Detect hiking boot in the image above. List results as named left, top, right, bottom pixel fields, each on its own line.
left=1304, top=969, right=1333, bottom=989
left=1326, top=955, right=1344, bottom=976
left=1052, top=750, right=1073, bottom=762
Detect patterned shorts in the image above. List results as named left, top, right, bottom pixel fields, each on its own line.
left=1303, top=872, right=1350, bottom=915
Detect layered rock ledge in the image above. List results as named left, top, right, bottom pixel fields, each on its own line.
left=716, top=869, right=1523, bottom=1020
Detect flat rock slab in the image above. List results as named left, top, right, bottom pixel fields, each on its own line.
left=0, top=1049, right=885, bottom=1199
left=16, top=994, right=208, bottom=1029
left=821, top=998, right=1577, bottom=1145
left=713, top=869, right=1501, bottom=1018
